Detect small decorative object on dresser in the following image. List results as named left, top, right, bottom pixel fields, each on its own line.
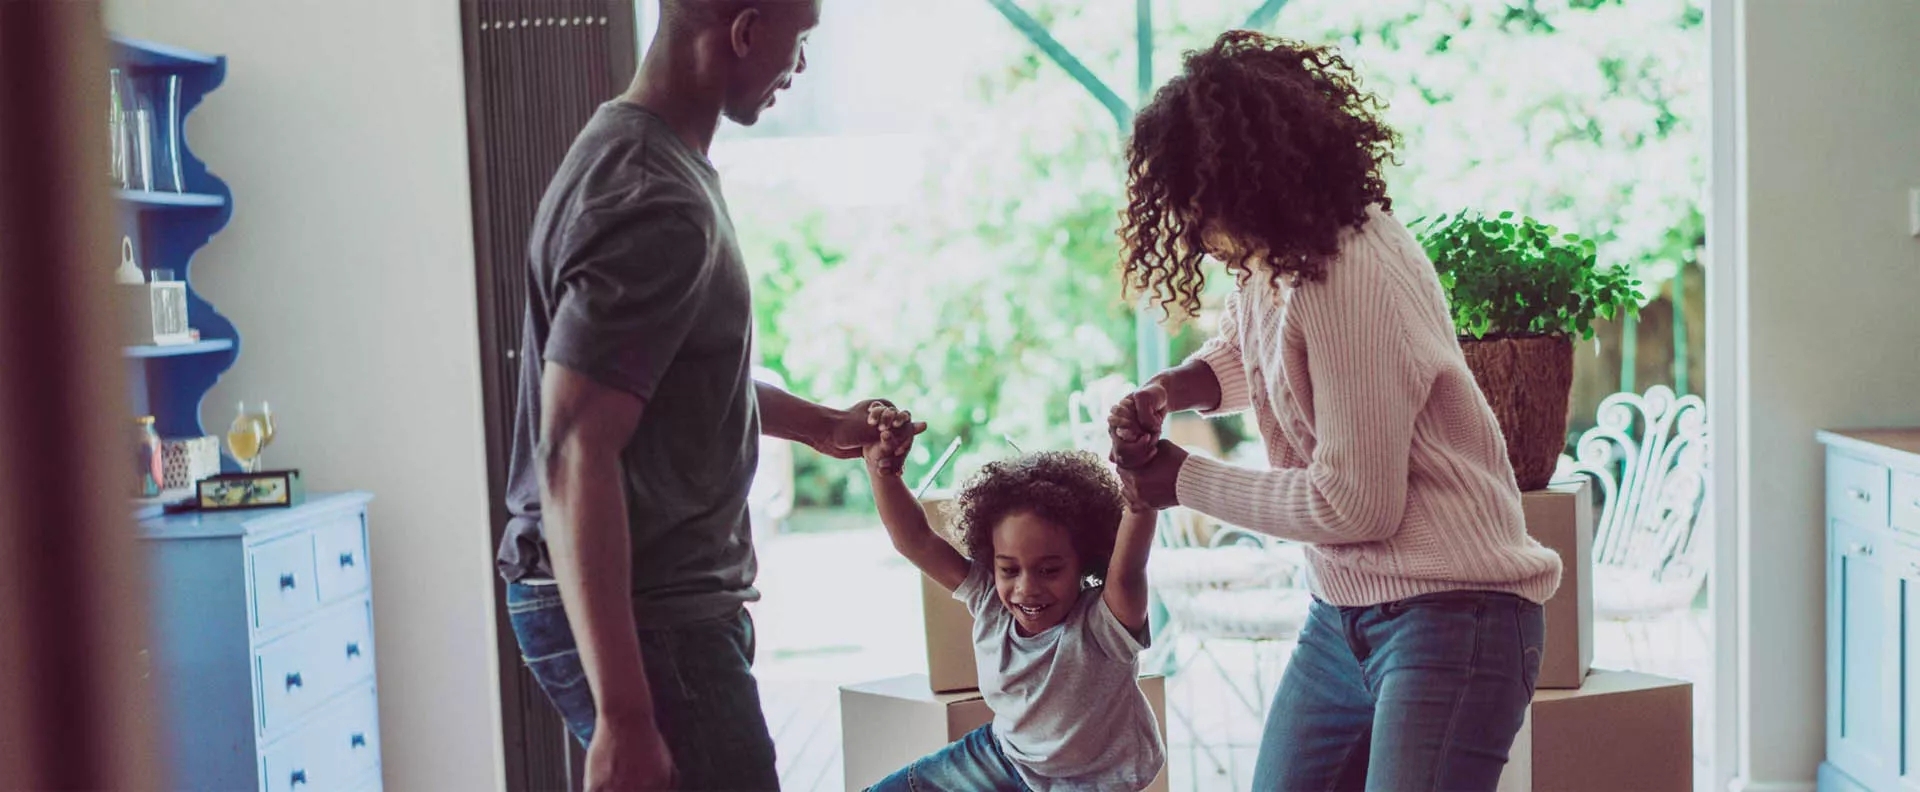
left=140, top=492, right=382, bottom=792
left=133, top=415, right=164, bottom=497
left=1817, top=428, right=1920, bottom=792
left=161, top=435, right=220, bottom=491
left=197, top=469, right=305, bottom=511
left=1415, top=212, right=1642, bottom=490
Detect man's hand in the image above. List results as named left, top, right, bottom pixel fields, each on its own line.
left=1117, top=439, right=1187, bottom=511
left=812, top=398, right=896, bottom=459
left=1109, top=383, right=1170, bottom=469
left=584, top=715, right=675, bottom=792
left=863, top=404, right=926, bottom=476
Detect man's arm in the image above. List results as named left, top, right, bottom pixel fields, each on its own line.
left=756, top=380, right=882, bottom=460
left=537, top=363, right=663, bottom=743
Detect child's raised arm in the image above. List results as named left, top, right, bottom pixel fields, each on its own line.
left=864, top=406, right=970, bottom=592
left=1102, top=507, right=1158, bottom=634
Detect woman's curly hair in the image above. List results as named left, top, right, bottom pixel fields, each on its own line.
left=950, top=451, right=1125, bottom=586
left=1120, top=30, right=1402, bottom=319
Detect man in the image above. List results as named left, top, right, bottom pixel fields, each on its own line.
left=495, top=2, right=886, bottom=789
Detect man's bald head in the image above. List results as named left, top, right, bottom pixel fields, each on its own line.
left=658, top=0, right=811, bottom=32
left=650, top=0, right=820, bottom=127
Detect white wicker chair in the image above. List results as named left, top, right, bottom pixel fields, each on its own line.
left=1555, top=385, right=1711, bottom=670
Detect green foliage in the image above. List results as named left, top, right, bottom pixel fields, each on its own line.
left=1415, top=211, right=1641, bottom=340
left=729, top=0, right=1704, bottom=508
left=1276, top=0, right=1706, bottom=296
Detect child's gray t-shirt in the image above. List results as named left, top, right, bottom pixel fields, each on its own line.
left=956, top=563, right=1166, bottom=791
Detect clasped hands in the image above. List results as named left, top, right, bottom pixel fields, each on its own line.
left=1108, top=383, right=1186, bottom=511
left=849, top=386, right=1186, bottom=511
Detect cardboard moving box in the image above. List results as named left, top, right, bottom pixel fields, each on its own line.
left=841, top=673, right=1168, bottom=792
left=922, top=572, right=979, bottom=693
left=917, top=492, right=982, bottom=693
left=1523, top=480, right=1595, bottom=689
left=1496, top=669, right=1693, bottom=792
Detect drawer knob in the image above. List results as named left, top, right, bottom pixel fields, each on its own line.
left=285, top=672, right=303, bottom=691
left=351, top=732, right=368, bottom=749
left=339, top=552, right=356, bottom=568
left=346, top=642, right=362, bottom=659
left=1849, top=487, right=1873, bottom=503
left=289, top=769, right=308, bottom=787
left=278, top=573, right=296, bottom=591
left=1851, top=543, right=1876, bottom=557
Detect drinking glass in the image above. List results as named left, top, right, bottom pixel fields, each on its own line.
left=226, top=402, right=262, bottom=472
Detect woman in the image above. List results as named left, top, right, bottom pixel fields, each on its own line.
left=1107, top=30, right=1562, bottom=791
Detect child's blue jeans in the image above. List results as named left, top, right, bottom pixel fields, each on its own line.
left=866, top=723, right=1033, bottom=792
left=1253, top=590, right=1545, bottom=791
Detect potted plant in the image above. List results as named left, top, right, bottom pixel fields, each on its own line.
left=1415, top=211, right=1641, bottom=491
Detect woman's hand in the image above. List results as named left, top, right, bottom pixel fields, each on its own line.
left=1109, top=383, right=1170, bottom=469
left=1116, top=439, right=1187, bottom=510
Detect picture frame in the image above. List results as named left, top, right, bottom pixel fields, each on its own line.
left=117, top=280, right=191, bottom=346
left=195, top=469, right=304, bottom=512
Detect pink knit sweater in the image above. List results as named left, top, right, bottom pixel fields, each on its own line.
left=1175, top=207, right=1563, bottom=606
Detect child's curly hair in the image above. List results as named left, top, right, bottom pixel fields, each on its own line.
left=1120, top=30, right=1402, bottom=320
left=950, top=451, right=1125, bottom=586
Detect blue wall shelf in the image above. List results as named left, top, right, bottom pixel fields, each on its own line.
left=124, top=339, right=235, bottom=359
left=111, top=36, right=241, bottom=465
left=117, top=189, right=226, bottom=209
left=113, top=37, right=221, bottom=70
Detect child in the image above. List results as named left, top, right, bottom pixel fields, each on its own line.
left=860, top=404, right=1165, bottom=792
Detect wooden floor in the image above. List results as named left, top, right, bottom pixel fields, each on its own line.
left=763, top=681, right=843, bottom=792
left=751, top=526, right=1715, bottom=792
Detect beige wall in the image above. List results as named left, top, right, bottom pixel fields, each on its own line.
left=1737, top=0, right=1920, bottom=786
left=102, top=2, right=505, bottom=790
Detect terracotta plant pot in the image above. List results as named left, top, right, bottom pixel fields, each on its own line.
left=1459, top=334, right=1574, bottom=491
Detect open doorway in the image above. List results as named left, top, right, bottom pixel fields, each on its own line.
left=470, top=1, right=1717, bottom=789
left=713, top=1, right=1713, bottom=790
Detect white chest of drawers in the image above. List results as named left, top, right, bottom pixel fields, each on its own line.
left=140, top=491, right=382, bottom=792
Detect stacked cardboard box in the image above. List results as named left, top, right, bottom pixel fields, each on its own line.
left=841, top=674, right=1168, bottom=792
left=1497, top=670, right=1693, bottom=792
left=840, top=493, right=1168, bottom=792
left=1527, top=480, right=1595, bottom=689
left=1498, top=479, right=1694, bottom=791
left=916, top=492, right=980, bottom=693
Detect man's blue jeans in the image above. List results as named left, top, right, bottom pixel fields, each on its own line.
left=1253, top=590, right=1545, bottom=791
left=866, top=723, right=1032, bottom=792
left=505, top=581, right=779, bottom=791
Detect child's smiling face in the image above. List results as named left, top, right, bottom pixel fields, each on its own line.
left=991, top=511, right=1084, bottom=636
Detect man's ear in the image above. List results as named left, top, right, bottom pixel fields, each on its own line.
left=729, top=7, right=761, bottom=58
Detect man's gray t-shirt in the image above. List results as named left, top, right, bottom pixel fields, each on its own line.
left=496, top=102, right=760, bottom=628
left=956, top=564, right=1166, bottom=791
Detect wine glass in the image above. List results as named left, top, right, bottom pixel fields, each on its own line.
left=257, top=402, right=277, bottom=469
left=226, top=401, right=262, bottom=472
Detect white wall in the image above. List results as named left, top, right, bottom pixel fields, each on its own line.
left=1736, top=0, right=1920, bottom=786
left=102, top=2, right=505, bottom=790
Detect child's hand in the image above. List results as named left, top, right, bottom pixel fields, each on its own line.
left=863, top=403, right=926, bottom=476
left=1108, top=384, right=1167, bottom=469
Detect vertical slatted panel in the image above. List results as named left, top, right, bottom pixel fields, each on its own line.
left=459, top=2, right=637, bottom=790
